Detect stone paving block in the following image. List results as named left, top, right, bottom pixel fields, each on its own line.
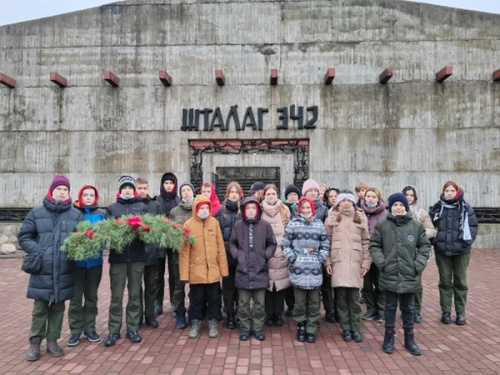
left=1, top=251, right=500, bottom=374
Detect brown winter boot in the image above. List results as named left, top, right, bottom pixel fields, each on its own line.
left=25, top=336, right=41, bottom=361
left=47, top=340, right=64, bottom=357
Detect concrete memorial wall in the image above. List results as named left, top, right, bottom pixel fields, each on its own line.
left=0, top=0, right=499, bottom=247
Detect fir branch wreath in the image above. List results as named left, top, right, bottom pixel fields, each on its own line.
left=62, top=214, right=195, bottom=261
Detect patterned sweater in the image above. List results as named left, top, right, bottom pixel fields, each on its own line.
left=281, top=215, right=330, bottom=289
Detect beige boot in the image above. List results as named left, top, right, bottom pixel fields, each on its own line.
left=208, top=319, right=218, bottom=338
left=25, top=337, right=41, bottom=361
left=188, top=320, right=202, bottom=339
left=47, top=340, right=63, bottom=357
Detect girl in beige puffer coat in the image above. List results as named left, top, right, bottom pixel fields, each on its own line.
left=261, top=184, right=291, bottom=327
left=325, top=191, right=371, bottom=344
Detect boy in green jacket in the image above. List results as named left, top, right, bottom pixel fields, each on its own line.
left=369, top=193, right=431, bottom=356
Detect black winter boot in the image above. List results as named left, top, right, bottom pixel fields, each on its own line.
left=404, top=331, right=421, bottom=356
left=297, top=321, right=306, bottom=342
left=382, top=330, right=395, bottom=354
left=25, top=336, right=41, bottom=361
left=226, top=313, right=236, bottom=330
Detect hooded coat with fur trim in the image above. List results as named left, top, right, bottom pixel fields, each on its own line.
left=179, top=195, right=229, bottom=284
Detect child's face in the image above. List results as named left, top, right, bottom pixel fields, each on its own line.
left=181, top=186, right=193, bottom=200
left=121, top=186, right=135, bottom=198
left=81, top=188, right=96, bottom=206
left=202, top=186, right=212, bottom=198
left=300, top=201, right=312, bottom=216
left=264, top=188, right=278, bottom=203
left=53, top=186, right=69, bottom=201
left=245, top=203, right=258, bottom=218
left=305, top=189, right=319, bottom=199
left=364, top=191, right=378, bottom=205
left=327, top=190, right=338, bottom=205
left=357, top=188, right=366, bottom=199
left=163, top=180, right=175, bottom=193
left=287, top=192, right=299, bottom=204
left=198, top=203, right=210, bottom=216
left=339, top=198, right=353, bottom=210
left=136, top=183, right=149, bottom=199
left=391, top=201, right=406, bottom=215
left=228, top=187, right=240, bottom=201
left=405, top=190, right=415, bottom=205
left=444, top=185, right=457, bottom=199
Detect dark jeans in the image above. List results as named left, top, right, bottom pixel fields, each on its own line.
left=188, top=282, right=221, bottom=321
left=155, top=249, right=175, bottom=306
left=265, top=287, right=286, bottom=315
left=172, top=252, right=186, bottom=314
left=222, top=265, right=238, bottom=314
left=384, top=290, right=415, bottom=331
left=140, top=264, right=158, bottom=319
left=362, top=263, right=384, bottom=314
left=68, top=265, right=103, bottom=334
left=414, top=284, right=423, bottom=313
left=435, top=252, right=471, bottom=313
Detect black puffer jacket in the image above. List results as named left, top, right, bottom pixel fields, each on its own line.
left=369, top=213, right=431, bottom=294
left=229, top=197, right=277, bottom=290
left=106, top=196, right=147, bottom=263
left=140, top=195, right=162, bottom=266
left=18, top=196, right=83, bottom=303
left=429, top=190, right=478, bottom=257
left=215, top=199, right=242, bottom=267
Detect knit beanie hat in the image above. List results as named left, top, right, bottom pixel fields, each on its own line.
left=179, top=182, right=195, bottom=195
left=285, top=184, right=301, bottom=199
left=387, top=192, right=409, bottom=212
left=301, top=178, right=320, bottom=196
left=402, top=185, right=418, bottom=202
left=49, top=175, right=70, bottom=193
left=161, top=173, right=176, bottom=184
left=118, top=175, right=136, bottom=192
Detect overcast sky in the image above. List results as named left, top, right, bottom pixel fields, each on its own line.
left=0, top=0, right=499, bottom=26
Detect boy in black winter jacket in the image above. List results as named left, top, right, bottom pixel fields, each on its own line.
left=136, top=177, right=162, bottom=329
left=104, top=176, right=147, bottom=347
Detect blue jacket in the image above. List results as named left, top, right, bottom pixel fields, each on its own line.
left=74, top=201, right=106, bottom=268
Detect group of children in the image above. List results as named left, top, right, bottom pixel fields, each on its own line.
left=19, top=174, right=477, bottom=362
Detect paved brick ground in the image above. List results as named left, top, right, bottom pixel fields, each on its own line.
left=1, top=249, right=500, bottom=375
